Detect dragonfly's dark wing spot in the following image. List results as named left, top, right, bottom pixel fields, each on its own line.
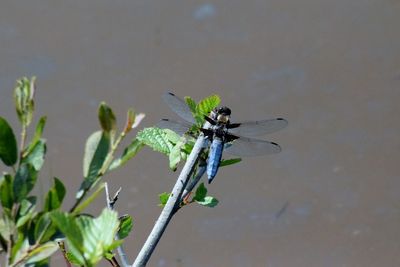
left=157, top=119, right=191, bottom=135
left=228, top=118, right=288, bottom=137
left=224, top=136, right=281, bottom=156
left=162, top=92, right=196, bottom=124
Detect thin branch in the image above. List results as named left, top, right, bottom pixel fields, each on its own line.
left=104, top=183, right=130, bottom=267
left=58, top=242, right=72, bottom=267
left=132, top=133, right=207, bottom=267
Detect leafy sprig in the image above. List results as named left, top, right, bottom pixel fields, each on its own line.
left=0, top=77, right=141, bottom=266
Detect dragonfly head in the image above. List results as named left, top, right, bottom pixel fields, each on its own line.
left=214, top=106, right=231, bottom=124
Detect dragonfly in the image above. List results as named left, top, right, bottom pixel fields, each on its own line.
left=159, top=92, right=287, bottom=183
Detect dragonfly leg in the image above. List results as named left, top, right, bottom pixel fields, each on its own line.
left=182, top=191, right=192, bottom=205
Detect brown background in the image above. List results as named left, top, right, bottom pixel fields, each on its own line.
left=0, top=1, right=399, bottom=266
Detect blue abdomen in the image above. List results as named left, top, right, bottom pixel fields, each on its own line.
left=207, top=139, right=224, bottom=183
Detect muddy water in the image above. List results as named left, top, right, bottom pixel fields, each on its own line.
left=1, top=1, right=400, bottom=266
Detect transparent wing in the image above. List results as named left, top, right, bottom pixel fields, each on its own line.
left=228, top=118, right=288, bottom=137
left=224, top=135, right=281, bottom=157
left=162, top=92, right=196, bottom=124
left=156, top=119, right=191, bottom=135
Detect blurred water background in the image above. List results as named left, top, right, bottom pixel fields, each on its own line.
left=0, top=1, right=399, bottom=266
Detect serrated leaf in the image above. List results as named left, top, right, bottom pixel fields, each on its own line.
left=24, top=116, right=46, bottom=157
left=158, top=192, right=170, bottom=207
left=109, top=139, right=144, bottom=171
left=13, top=163, right=38, bottom=202
left=98, top=102, right=117, bottom=133
left=44, top=177, right=66, bottom=212
left=118, top=215, right=133, bottom=239
left=164, top=129, right=181, bottom=144
left=79, top=131, right=110, bottom=197
left=14, top=77, right=35, bottom=127
left=196, top=196, right=219, bottom=207
left=184, top=96, right=197, bottom=114
left=0, top=117, right=18, bottom=166
left=26, top=241, right=59, bottom=264
left=219, top=158, right=242, bottom=167
left=22, top=139, right=46, bottom=171
left=193, top=183, right=207, bottom=201
left=76, top=209, right=120, bottom=265
left=0, top=174, right=14, bottom=209
left=136, top=127, right=175, bottom=155
left=197, top=95, right=220, bottom=116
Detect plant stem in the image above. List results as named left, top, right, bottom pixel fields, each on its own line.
left=9, top=243, right=41, bottom=267
left=132, top=133, right=206, bottom=267
left=104, top=183, right=129, bottom=267
left=20, top=125, right=26, bottom=153
left=58, top=241, right=72, bottom=267
left=70, top=130, right=127, bottom=213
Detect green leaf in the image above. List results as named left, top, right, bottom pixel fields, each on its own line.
left=0, top=117, right=18, bottom=166
left=14, top=77, right=35, bottom=127
left=219, top=158, right=242, bottom=167
left=136, top=127, right=176, bottom=155
left=196, top=196, right=219, bottom=207
left=65, top=251, right=83, bottom=266
left=0, top=213, right=15, bottom=243
left=117, top=215, right=133, bottom=239
left=164, top=129, right=182, bottom=144
left=50, top=211, right=84, bottom=261
left=44, top=177, right=66, bottom=212
left=123, top=108, right=136, bottom=133
left=13, top=163, right=38, bottom=202
left=106, top=239, right=124, bottom=252
left=0, top=174, right=14, bottom=209
left=21, top=139, right=46, bottom=171
left=34, top=212, right=56, bottom=243
left=83, top=131, right=110, bottom=178
left=158, top=192, right=170, bottom=207
left=169, top=140, right=184, bottom=171
left=192, top=183, right=219, bottom=207
left=104, top=251, right=115, bottom=261
left=11, top=234, right=29, bottom=264
left=197, top=94, right=220, bottom=116
left=98, top=102, right=116, bottom=133
left=109, top=139, right=144, bottom=171
left=193, top=183, right=207, bottom=201
left=79, top=131, right=110, bottom=198
left=184, top=96, right=197, bottom=114
left=76, top=209, right=120, bottom=265
left=16, top=196, right=37, bottom=228
left=26, top=241, right=59, bottom=264
left=72, top=183, right=105, bottom=215
left=24, top=116, right=46, bottom=157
